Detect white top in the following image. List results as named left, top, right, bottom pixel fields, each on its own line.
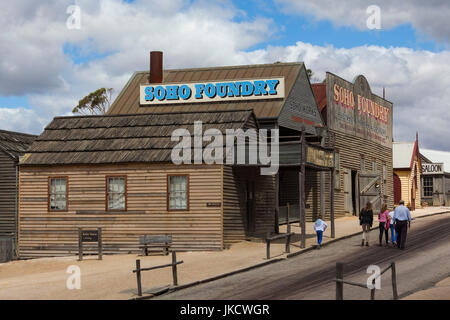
left=389, top=211, right=395, bottom=224
left=314, top=219, right=328, bottom=232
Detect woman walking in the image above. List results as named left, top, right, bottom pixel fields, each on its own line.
left=359, top=202, right=373, bottom=246
left=378, top=203, right=390, bottom=247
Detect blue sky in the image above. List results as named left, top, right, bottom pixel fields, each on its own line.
left=1, top=0, right=450, bottom=151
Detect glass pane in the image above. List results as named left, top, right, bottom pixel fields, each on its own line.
left=169, top=176, right=188, bottom=209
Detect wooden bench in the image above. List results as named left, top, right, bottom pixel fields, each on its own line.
left=139, top=235, right=172, bottom=256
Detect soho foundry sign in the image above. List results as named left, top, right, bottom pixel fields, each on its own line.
left=422, top=163, right=444, bottom=174
left=140, top=78, right=285, bottom=105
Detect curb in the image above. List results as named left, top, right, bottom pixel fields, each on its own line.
left=132, top=210, right=450, bottom=299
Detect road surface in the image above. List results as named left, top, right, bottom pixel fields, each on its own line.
left=157, top=213, right=450, bottom=300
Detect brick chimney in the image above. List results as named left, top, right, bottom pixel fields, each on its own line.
left=149, top=51, right=163, bottom=83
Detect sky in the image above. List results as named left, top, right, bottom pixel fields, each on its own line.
left=1, top=0, right=450, bottom=152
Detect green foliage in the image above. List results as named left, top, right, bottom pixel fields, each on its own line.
left=72, top=88, right=113, bottom=115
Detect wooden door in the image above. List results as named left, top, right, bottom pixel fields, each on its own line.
left=359, top=173, right=382, bottom=213
left=343, top=169, right=352, bottom=213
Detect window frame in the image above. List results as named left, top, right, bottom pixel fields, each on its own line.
left=167, top=174, right=190, bottom=211
left=48, top=176, right=69, bottom=212
left=423, top=176, right=433, bottom=197
left=105, top=175, right=127, bottom=212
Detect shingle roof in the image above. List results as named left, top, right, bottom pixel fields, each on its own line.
left=0, top=129, right=37, bottom=160
left=20, top=109, right=256, bottom=165
left=107, top=62, right=303, bottom=118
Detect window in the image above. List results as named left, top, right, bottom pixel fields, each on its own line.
left=168, top=175, right=189, bottom=210
left=49, top=177, right=67, bottom=211
left=361, top=157, right=365, bottom=171
left=107, top=176, right=126, bottom=210
left=423, top=176, right=433, bottom=197
left=383, top=164, right=387, bottom=181
left=334, top=152, right=340, bottom=190
left=372, top=160, right=377, bottom=172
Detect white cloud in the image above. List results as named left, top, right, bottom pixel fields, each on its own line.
left=276, top=0, right=450, bottom=44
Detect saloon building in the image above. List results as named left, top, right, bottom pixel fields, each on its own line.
left=18, top=51, right=393, bottom=257
left=420, top=151, right=450, bottom=207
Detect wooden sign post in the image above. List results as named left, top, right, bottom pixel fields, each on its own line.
left=78, top=227, right=102, bottom=261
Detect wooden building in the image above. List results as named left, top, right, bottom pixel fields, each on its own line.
left=420, top=151, right=450, bottom=206
left=312, top=73, right=394, bottom=215
left=393, top=135, right=422, bottom=210
left=0, top=129, right=36, bottom=258
left=18, top=52, right=336, bottom=257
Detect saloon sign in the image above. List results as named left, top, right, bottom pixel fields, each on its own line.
left=140, top=78, right=285, bottom=105
left=422, top=163, right=444, bottom=174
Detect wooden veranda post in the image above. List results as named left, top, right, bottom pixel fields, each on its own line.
left=330, top=167, right=335, bottom=238
left=275, top=172, right=280, bottom=234
left=320, top=133, right=326, bottom=219
left=299, top=128, right=306, bottom=248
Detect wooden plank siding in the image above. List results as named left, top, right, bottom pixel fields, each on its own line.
left=330, top=130, right=394, bottom=215
left=0, top=152, right=18, bottom=238
left=222, top=166, right=276, bottom=245
left=18, top=163, right=224, bottom=258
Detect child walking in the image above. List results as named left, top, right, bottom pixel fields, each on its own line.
left=314, top=218, right=328, bottom=249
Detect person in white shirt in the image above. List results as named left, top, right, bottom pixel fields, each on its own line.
left=388, top=209, right=397, bottom=245
left=314, top=218, right=328, bottom=249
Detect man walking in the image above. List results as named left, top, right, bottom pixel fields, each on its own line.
left=393, top=200, right=411, bottom=250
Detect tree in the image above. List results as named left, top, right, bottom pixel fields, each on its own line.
left=306, top=69, right=314, bottom=80
left=72, top=88, right=113, bottom=115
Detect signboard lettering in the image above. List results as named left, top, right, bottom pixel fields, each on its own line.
left=140, top=78, right=285, bottom=105
left=326, top=73, right=393, bottom=148
left=306, top=145, right=334, bottom=168
left=422, top=163, right=444, bottom=174
left=81, top=230, right=99, bottom=242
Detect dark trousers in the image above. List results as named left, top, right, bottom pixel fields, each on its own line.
left=395, top=221, right=408, bottom=249
left=379, top=222, right=388, bottom=244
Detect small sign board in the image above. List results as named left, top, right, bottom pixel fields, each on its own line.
left=81, top=230, right=99, bottom=242
left=306, top=145, right=334, bottom=168
left=206, top=202, right=222, bottom=207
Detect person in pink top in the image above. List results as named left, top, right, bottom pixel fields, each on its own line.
left=378, top=203, right=390, bottom=247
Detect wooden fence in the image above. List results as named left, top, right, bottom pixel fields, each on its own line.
left=334, top=261, right=398, bottom=300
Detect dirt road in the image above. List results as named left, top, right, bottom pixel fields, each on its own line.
left=157, top=213, right=450, bottom=300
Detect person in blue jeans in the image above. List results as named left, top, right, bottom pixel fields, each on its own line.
left=314, top=218, right=328, bottom=249
left=388, top=209, right=397, bottom=245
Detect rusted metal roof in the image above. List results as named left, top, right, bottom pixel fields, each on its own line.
left=107, top=62, right=303, bottom=118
